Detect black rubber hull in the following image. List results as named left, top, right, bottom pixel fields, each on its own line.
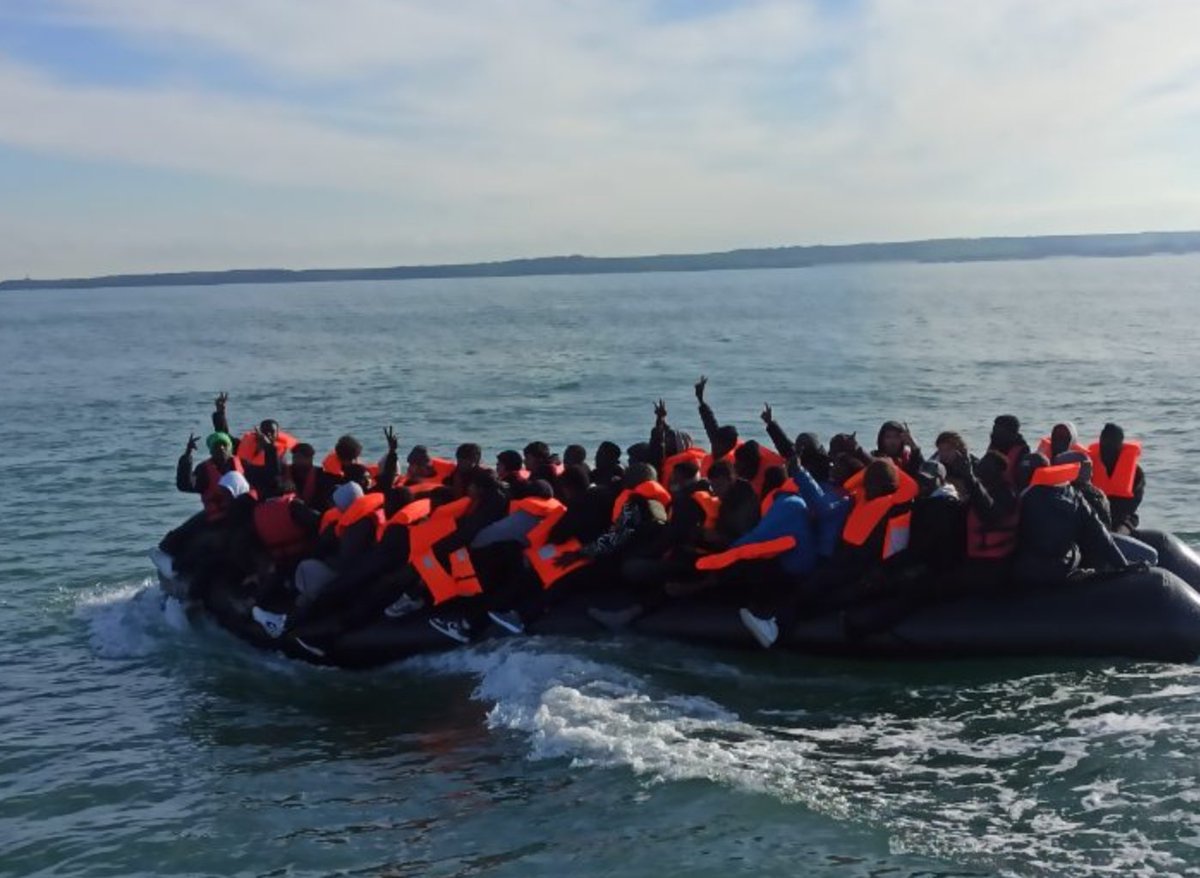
left=185, top=563, right=1200, bottom=668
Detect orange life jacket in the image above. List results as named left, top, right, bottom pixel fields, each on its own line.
left=746, top=447, right=788, bottom=497
left=236, top=429, right=299, bottom=467
left=1036, top=435, right=1089, bottom=461
left=1028, top=461, right=1081, bottom=488
left=384, top=497, right=433, bottom=529
left=408, top=497, right=483, bottom=605
left=610, top=480, right=674, bottom=522
left=660, top=447, right=709, bottom=488
left=700, top=440, right=743, bottom=477
left=510, top=496, right=591, bottom=589
left=405, top=457, right=457, bottom=487
left=760, top=478, right=800, bottom=517
left=321, top=451, right=382, bottom=483
left=1087, top=441, right=1141, bottom=499
left=200, top=456, right=245, bottom=521
left=335, top=492, right=386, bottom=539
left=319, top=507, right=341, bottom=535
left=252, top=493, right=311, bottom=563
left=695, top=536, right=798, bottom=571
left=841, top=471, right=918, bottom=560
left=690, top=490, right=722, bottom=531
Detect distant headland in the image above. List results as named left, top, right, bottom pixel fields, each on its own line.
left=4, top=230, right=1199, bottom=292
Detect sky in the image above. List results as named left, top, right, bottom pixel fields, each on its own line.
left=2, top=0, right=1200, bottom=278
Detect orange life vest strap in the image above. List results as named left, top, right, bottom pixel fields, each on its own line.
left=1087, top=441, right=1141, bottom=499
left=524, top=503, right=589, bottom=588
left=335, top=492, right=385, bottom=538
left=319, top=507, right=341, bottom=535
left=695, top=536, right=797, bottom=572
left=841, top=470, right=918, bottom=547
left=611, top=480, right=674, bottom=522
left=508, top=496, right=565, bottom=518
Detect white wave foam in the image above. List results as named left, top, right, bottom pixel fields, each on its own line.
left=75, top=579, right=177, bottom=659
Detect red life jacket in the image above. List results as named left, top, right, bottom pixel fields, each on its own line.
left=841, top=471, right=918, bottom=560
left=289, top=465, right=320, bottom=505
left=759, top=478, right=800, bottom=517
left=321, top=452, right=382, bottom=482
left=408, top=497, right=482, bottom=605
left=510, top=497, right=590, bottom=589
left=1087, top=441, right=1141, bottom=499
left=335, top=492, right=386, bottom=540
left=700, top=440, right=743, bottom=477
left=404, top=457, right=457, bottom=487
left=695, top=536, right=797, bottom=572
left=319, top=507, right=341, bottom=535
left=236, top=429, right=299, bottom=467
left=1036, top=435, right=1089, bottom=461
left=660, top=447, right=708, bottom=488
left=1002, top=445, right=1023, bottom=487
left=746, top=447, right=787, bottom=497
left=253, top=493, right=311, bottom=563
left=200, top=456, right=245, bottom=521
left=610, top=480, right=674, bottom=522
left=965, top=506, right=1019, bottom=561
left=1028, top=461, right=1081, bottom=488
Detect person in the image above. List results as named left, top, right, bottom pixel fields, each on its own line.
left=1036, top=422, right=1088, bottom=461
left=1053, top=450, right=1111, bottom=527
left=1088, top=422, right=1146, bottom=535
left=524, top=441, right=564, bottom=484
left=761, top=404, right=832, bottom=484
left=548, top=464, right=615, bottom=546
left=403, top=444, right=456, bottom=488
left=954, top=449, right=1019, bottom=592
left=875, top=420, right=924, bottom=477
left=286, top=442, right=327, bottom=510
left=592, top=441, right=625, bottom=489
left=446, top=443, right=483, bottom=498
left=1012, top=453, right=1129, bottom=587
left=986, top=415, right=1030, bottom=486
left=157, top=430, right=245, bottom=569
left=496, top=450, right=531, bottom=496
left=211, top=393, right=298, bottom=495
left=563, top=444, right=590, bottom=479
left=931, top=431, right=975, bottom=499
left=732, top=439, right=786, bottom=497
left=174, top=470, right=259, bottom=600
left=694, top=376, right=741, bottom=476
left=706, top=460, right=760, bottom=546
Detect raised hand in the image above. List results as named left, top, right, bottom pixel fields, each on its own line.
left=253, top=424, right=268, bottom=451
left=654, top=399, right=668, bottom=421
left=761, top=403, right=773, bottom=425
left=185, top=432, right=199, bottom=454
left=384, top=425, right=399, bottom=454
left=214, top=391, right=229, bottom=411
left=694, top=375, right=708, bottom=403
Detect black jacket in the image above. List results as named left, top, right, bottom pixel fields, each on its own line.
left=1014, top=485, right=1127, bottom=585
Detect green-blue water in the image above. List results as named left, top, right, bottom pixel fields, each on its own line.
left=4, top=256, right=1200, bottom=877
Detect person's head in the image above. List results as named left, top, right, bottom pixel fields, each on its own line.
left=734, top=440, right=762, bottom=481
left=916, top=460, right=946, bottom=498
left=559, top=464, right=591, bottom=501
left=563, top=444, right=587, bottom=467
left=714, top=425, right=739, bottom=459
left=761, top=465, right=787, bottom=496
left=455, top=443, right=482, bottom=470
left=828, top=432, right=860, bottom=458
left=795, top=432, right=824, bottom=456
left=877, top=420, right=906, bottom=457
left=259, top=419, right=279, bottom=442
left=1050, top=422, right=1077, bottom=457
left=1100, top=422, right=1126, bottom=456
left=1016, top=452, right=1050, bottom=491
left=595, top=441, right=622, bottom=470
left=990, top=415, right=1022, bottom=450
left=669, top=460, right=701, bottom=492
left=623, top=462, right=657, bottom=489
left=343, top=462, right=371, bottom=491
left=975, top=450, right=1010, bottom=491
left=626, top=442, right=651, bottom=466
left=664, top=430, right=695, bottom=457
left=496, top=450, right=524, bottom=480
left=335, top=434, right=363, bottom=466
left=406, top=444, right=432, bottom=477
left=331, top=480, right=364, bottom=513
left=291, top=442, right=315, bottom=471
left=467, top=467, right=502, bottom=501
left=524, top=478, right=554, bottom=501
left=206, top=431, right=233, bottom=465
left=523, top=441, right=551, bottom=472
left=863, top=458, right=900, bottom=500
left=219, top=469, right=251, bottom=499
left=1054, top=450, right=1093, bottom=485
left=935, top=431, right=968, bottom=461
left=708, top=460, right=735, bottom=498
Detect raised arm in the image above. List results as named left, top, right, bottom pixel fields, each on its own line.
left=211, top=392, right=231, bottom=435
left=176, top=433, right=201, bottom=493
left=695, top=375, right=721, bottom=448
left=761, top=403, right=794, bottom=458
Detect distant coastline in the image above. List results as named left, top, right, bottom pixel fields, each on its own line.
left=4, top=230, right=1199, bottom=292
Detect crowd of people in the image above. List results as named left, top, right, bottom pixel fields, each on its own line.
left=155, top=380, right=1151, bottom=656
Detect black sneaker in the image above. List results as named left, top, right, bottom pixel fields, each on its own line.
left=487, top=610, right=525, bottom=635
left=429, top=617, right=471, bottom=644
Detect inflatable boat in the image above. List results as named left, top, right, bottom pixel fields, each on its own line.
left=156, top=530, right=1200, bottom=668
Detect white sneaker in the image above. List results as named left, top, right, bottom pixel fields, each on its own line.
left=487, top=610, right=525, bottom=634
left=149, top=546, right=177, bottom=580
left=384, top=594, right=424, bottom=619
left=739, top=608, right=779, bottom=649
left=429, top=617, right=471, bottom=644
left=252, top=606, right=288, bottom=639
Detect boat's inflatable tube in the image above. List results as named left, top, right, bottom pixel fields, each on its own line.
left=1134, top=529, right=1200, bottom=591
left=167, top=563, right=1200, bottom=668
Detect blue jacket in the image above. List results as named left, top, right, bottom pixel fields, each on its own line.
left=733, top=493, right=819, bottom=576
left=787, top=461, right=852, bottom=559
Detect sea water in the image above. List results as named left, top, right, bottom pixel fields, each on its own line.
left=3, top=255, right=1200, bottom=876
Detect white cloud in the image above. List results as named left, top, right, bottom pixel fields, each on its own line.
left=2, top=0, right=1200, bottom=275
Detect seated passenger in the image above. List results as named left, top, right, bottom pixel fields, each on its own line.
left=733, top=439, right=786, bottom=498
left=563, top=444, right=590, bottom=481
left=956, top=449, right=1019, bottom=592
left=496, top=449, right=530, bottom=496
left=760, top=403, right=832, bottom=483
left=986, top=414, right=1030, bottom=485
left=1012, top=454, right=1129, bottom=587
left=1036, top=421, right=1088, bottom=461
left=286, top=443, right=327, bottom=511
left=446, top=443, right=483, bottom=498
left=592, top=441, right=625, bottom=489
left=707, top=460, right=760, bottom=547
left=875, top=420, right=924, bottom=477
left=1088, top=422, right=1146, bottom=535
left=403, top=445, right=456, bottom=489
left=523, top=441, right=564, bottom=484
left=931, top=431, right=975, bottom=499
left=158, top=430, right=245, bottom=566
left=694, top=376, right=741, bottom=476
